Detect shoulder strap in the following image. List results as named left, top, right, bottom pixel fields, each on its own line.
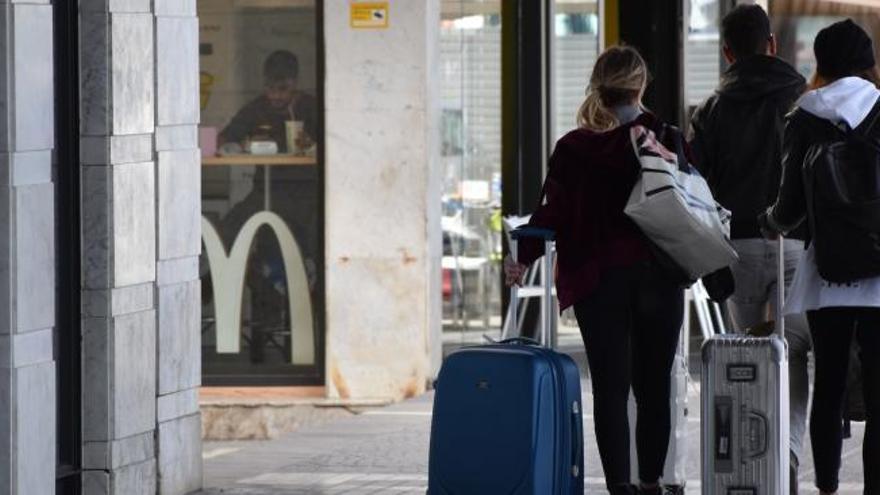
left=853, top=99, right=880, bottom=136
left=661, top=124, right=690, bottom=172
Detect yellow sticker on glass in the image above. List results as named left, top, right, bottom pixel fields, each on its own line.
left=350, top=2, right=389, bottom=29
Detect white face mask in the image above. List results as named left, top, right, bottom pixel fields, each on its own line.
left=613, top=104, right=642, bottom=125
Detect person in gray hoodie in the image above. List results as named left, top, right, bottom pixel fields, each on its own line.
left=688, top=6, right=810, bottom=492
left=761, top=19, right=880, bottom=495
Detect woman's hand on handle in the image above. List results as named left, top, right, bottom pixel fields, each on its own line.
left=503, top=255, right=527, bottom=287
left=757, top=210, right=780, bottom=240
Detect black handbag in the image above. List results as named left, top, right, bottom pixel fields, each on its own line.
left=701, top=266, right=735, bottom=303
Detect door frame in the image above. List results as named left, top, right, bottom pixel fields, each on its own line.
left=54, top=0, right=82, bottom=492
left=199, top=0, right=327, bottom=386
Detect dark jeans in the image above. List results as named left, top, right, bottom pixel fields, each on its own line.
left=807, top=307, right=880, bottom=494
left=573, top=262, right=684, bottom=489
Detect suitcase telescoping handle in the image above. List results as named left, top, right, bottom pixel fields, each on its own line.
left=777, top=234, right=785, bottom=339
left=509, top=227, right=556, bottom=347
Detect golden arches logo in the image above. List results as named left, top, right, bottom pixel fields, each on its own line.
left=202, top=212, right=315, bottom=365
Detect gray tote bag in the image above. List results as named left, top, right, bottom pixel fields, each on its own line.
left=625, top=125, right=738, bottom=280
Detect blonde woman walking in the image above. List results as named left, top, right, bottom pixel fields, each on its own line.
left=505, top=46, right=688, bottom=495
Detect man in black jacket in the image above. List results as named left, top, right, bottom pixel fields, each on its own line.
left=689, top=5, right=810, bottom=494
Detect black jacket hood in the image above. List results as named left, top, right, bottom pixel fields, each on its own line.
left=689, top=54, right=808, bottom=240
left=717, top=55, right=806, bottom=102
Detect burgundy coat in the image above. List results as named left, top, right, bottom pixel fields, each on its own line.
left=518, top=112, right=687, bottom=310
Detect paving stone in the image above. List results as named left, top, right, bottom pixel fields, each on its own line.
left=200, top=339, right=866, bottom=495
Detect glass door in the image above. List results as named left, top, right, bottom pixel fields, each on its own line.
left=685, top=0, right=722, bottom=118
left=54, top=0, right=82, bottom=492
left=439, top=0, right=504, bottom=345
left=550, top=0, right=599, bottom=328
left=552, top=0, right=600, bottom=142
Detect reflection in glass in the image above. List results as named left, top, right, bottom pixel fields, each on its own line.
left=550, top=0, right=598, bottom=328
left=440, top=1, right=502, bottom=341
left=774, top=15, right=848, bottom=79
left=553, top=0, right=600, bottom=142
left=769, top=1, right=880, bottom=82
left=686, top=0, right=721, bottom=110
left=198, top=0, right=321, bottom=384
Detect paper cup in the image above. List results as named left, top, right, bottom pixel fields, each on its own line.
left=285, top=120, right=305, bottom=154
left=199, top=126, right=218, bottom=157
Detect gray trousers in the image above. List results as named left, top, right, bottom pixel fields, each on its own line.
left=727, top=238, right=812, bottom=465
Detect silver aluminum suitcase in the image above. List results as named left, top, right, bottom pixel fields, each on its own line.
left=701, top=236, right=790, bottom=495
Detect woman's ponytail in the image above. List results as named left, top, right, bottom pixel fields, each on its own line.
left=578, top=87, right=618, bottom=132
left=576, top=46, right=649, bottom=132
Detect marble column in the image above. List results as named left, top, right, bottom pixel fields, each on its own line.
left=0, top=1, right=57, bottom=494
left=324, top=1, right=443, bottom=400
left=80, top=0, right=202, bottom=491
left=80, top=0, right=159, bottom=493
left=153, top=0, right=202, bottom=493
left=0, top=0, right=201, bottom=493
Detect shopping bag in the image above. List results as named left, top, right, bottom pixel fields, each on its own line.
left=625, top=125, right=737, bottom=281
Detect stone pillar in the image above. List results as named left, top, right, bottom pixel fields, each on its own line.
left=80, top=0, right=159, bottom=493
left=0, top=1, right=57, bottom=494
left=324, top=1, right=442, bottom=400
left=153, top=0, right=202, bottom=493
left=80, top=0, right=202, bottom=493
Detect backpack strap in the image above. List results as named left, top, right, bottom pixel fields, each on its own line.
left=853, top=98, right=880, bottom=135
left=790, top=107, right=847, bottom=137
left=657, top=123, right=690, bottom=173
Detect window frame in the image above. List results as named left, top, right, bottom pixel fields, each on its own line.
left=199, top=0, right=327, bottom=387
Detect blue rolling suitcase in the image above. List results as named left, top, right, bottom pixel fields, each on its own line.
left=428, top=228, right=585, bottom=495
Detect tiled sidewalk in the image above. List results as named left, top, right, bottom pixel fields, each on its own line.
left=201, top=343, right=866, bottom=495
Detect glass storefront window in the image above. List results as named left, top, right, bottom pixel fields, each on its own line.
left=773, top=15, right=846, bottom=80
left=770, top=1, right=880, bottom=82
left=551, top=0, right=598, bottom=327
left=440, top=0, right=503, bottom=343
left=552, top=0, right=600, bottom=142
left=686, top=0, right=721, bottom=112
left=198, top=0, right=322, bottom=384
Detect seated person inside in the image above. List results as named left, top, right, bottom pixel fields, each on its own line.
left=219, top=49, right=317, bottom=154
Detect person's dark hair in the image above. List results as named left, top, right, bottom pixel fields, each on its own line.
left=263, top=50, right=299, bottom=84
left=858, top=66, right=880, bottom=88
left=811, top=59, right=880, bottom=92
left=721, top=4, right=772, bottom=60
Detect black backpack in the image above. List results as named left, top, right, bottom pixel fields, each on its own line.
left=803, top=109, right=880, bottom=283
